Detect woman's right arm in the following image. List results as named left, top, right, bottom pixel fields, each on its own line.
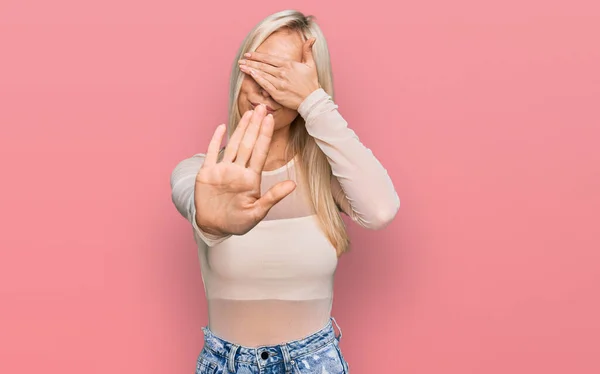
left=170, top=153, right=232, bottom=246
left=171, top=107, right=295, bottom=246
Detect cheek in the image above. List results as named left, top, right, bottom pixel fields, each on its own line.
left=237, top=97, right=250, bottom=116
left=237, top=77, right=255, bottom=114
left=237, top=93, right=249, bottom=115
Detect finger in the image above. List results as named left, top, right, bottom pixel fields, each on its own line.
left=239, top=59, right=279, bottom=77
left=234, top=104, right=267, bottom=167
left=248, top=113, right=274, bottom=173
left=203, top=124, right=226, bottom=167
left=222, top=110, right=253, bottom=162
left=254, top=180, right=297, bottom=218
left=243, top=51, right=285, bottom=67
left=246, top=68, right=279, bottom=94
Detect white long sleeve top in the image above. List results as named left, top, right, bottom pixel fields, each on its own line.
left=170, top=88, right=400, bottom=347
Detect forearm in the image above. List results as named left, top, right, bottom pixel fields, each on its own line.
left=298, top=89, right=400, bottom=229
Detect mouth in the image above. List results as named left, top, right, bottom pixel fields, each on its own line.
left=250, top=102, right=276, bottom=114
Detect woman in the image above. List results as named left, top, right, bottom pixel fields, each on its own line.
left=170, top=9, right=400, bottom=374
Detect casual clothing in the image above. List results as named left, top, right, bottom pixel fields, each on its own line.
left=196, top=317, right=349, bottom=374
left=170, top=88, right=399, bottom=361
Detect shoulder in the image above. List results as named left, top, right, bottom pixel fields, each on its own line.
left=174, top=153, right=206, bottom=168
left=170, top=153, right=207, bottom=185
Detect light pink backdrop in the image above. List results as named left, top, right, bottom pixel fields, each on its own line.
left=1, top=1, right=599, bottom=373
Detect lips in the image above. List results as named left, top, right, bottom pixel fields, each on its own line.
left=250, top=102, right=276, bottom=114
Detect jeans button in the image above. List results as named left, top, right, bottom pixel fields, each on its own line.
left=261, top=351, right=269, bottom=360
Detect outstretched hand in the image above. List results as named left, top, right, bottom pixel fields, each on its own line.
left=194, top=105, right=296, bottom=236
left=238, top=38, right=320, bottom=110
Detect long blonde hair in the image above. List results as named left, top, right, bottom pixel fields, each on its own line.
left=223, top=10, right=350, bottom=256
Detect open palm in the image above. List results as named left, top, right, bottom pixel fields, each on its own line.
left=194, top=105, right=296, bottom=236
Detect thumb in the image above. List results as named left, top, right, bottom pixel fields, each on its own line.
left=302, top=38, right=316, bottom=65
left=254, top=180, right=297, bottom=218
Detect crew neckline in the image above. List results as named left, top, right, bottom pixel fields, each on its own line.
left=261, top=155, right=296, bottom=175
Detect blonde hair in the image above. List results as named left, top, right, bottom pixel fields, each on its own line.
left=223, top=9, right=350, bottom=256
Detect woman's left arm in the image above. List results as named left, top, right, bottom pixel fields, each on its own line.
left=239, top=40, right=400, bottom=229
left=298, top=89, right=400, bottom=230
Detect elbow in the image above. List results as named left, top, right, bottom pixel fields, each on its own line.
left=362, top=195, right=400, bottom=230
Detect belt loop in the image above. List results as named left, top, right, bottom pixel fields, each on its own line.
left=280, top=344, right=293, bottom=374
left=331, top=316, right=343, bottom=342
left=227, top=344, right=239, bottom=373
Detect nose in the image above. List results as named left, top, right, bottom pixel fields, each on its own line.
left=260, top=88, right=270, bottom=98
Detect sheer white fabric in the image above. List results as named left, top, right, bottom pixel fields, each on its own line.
left=259, top=157, right=315, bottom=221
left=170, top=88, right=400, bottom=347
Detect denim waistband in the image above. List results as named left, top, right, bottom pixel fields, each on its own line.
left=201, top=317, right=343, bottom=371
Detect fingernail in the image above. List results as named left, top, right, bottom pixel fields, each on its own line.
left=244, top=52, right=251, bottom=58
left=238, top=59, right=246, bottom=64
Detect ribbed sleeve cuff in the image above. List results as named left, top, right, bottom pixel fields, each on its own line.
left=297, top=88, right=330, bottom=120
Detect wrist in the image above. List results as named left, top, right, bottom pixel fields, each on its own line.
left=195, top=214, right=228, bottom=236
left=297, top=87, right=328, bottom=118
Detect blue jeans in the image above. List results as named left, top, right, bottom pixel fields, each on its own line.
left=196, top=317, right=350, bottom=374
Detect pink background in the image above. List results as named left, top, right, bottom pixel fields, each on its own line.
left=1, top=1, right=599, bottom=373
